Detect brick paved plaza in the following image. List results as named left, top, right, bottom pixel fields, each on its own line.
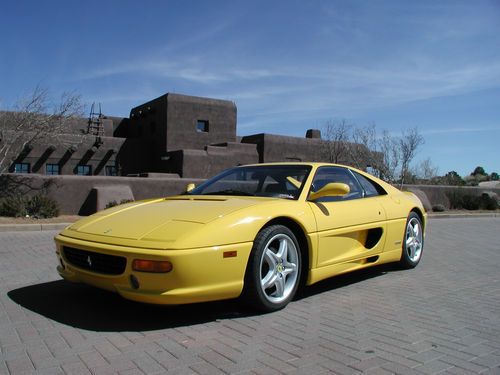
left=1, top=218, right=499, bottom=374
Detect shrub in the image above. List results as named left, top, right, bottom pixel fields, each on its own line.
left=26, top=194, right=59, bottom=218
left=432, top=204, right=446, bottom=212
left=105, top=199, right=134, bottom=209
left=446, top=189, right=499, bottom=211
left=461, top=194, right=480, bottom=210
left=105, top=200, right=118, bottom=209
left=446, top=189, right=466, bottom=210
left=479, top=193, right=498, bottom=210
left=0, top=196, right=28, bottom=217
left=0, top=195, right=59, bottom=218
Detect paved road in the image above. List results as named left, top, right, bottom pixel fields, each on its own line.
left=0, top=218, right=499, bottom=375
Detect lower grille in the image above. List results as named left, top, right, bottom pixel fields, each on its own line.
left=63, top=247, right=126, bottom=275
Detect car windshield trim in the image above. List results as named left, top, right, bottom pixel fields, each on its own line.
left=187, top=165, right=312, bottom=200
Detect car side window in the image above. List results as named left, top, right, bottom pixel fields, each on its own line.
left=310, top=167, right=363, bottom=202
left=352, top=171, right=382, bottom=197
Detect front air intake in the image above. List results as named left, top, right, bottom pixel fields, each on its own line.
left=63, top=247, right=126, bottom=275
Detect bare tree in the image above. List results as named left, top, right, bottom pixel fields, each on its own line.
left=398, top=127, right=424, bottom=187
left=321, top=119, right=351, bottom=163
left=415, top=157, right=438, bottom=182
left=351, top=123, right=400, bottom=181
left=0, top=86, right=84, bottom=173
left=327, top=121, right=425, bottom=186
left=378, top=129, right=402, bottom=182
left=350, top=124, right=398, bottom=181
left=349, top=123, right=384, bottom=173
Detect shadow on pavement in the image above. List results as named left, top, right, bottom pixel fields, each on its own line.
left=8, top=265, right=396, bottom=332
left=296, top=263, right=395, bottom=301
left=8, top=280, right=253, bottom=332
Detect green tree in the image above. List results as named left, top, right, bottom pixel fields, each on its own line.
left=443, top=171, right=465, bottom=186
left=491, top=172, right=499, bottom=181
left=472, top=166, right=486, bottom=176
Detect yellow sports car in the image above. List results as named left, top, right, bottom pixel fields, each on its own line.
left=55, top=163, right=426, bottom=312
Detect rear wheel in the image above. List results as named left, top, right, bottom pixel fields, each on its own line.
left=399, top=212, right=424, bottom=269
left=243, top=225, right=301, bottom=312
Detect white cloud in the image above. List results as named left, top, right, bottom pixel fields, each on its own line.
left=421, top=126, right=500, bottom=136
left=76, top=56, right=500, bottom=128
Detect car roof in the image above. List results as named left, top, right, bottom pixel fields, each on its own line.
left=240, top=162, right=349, bottom=168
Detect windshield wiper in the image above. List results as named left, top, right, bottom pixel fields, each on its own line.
left=205, top=189, right=255, bottom=196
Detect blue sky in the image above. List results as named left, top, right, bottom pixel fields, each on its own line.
left=1, top=0, right=499, bottom=176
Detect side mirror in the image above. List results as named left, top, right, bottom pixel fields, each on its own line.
left=309, top=182, right=350, bottom=201
left=186, top=183, right=196, bottom=193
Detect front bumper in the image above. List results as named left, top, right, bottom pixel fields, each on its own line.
left=55, top=234, right=253, bottom=305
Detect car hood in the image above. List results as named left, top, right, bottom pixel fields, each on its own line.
left=64, top=196, right=263, bottom=242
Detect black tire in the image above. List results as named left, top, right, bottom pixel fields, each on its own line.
left=399, top=212, right=424, bottom=269
left=243, top=225, right=302, bottom=312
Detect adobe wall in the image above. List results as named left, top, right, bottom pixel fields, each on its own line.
left=166, top=142, right=259, bottom=178
left=107, top=116, right=130, bottom=138
left=127, top=95, right=168, bottom=173
left=241, top=133, right=359, bottom=165
left=125, top=93, right=238, bottom=174
left=1, top=173, right=204, bottom=215
left=166, top=93, right=237, bottom=151
left=2, top=172, right=499, bottom=216
left=4, top=130, right=126, bottom=176
left=403, top=184, right=500, bottom=211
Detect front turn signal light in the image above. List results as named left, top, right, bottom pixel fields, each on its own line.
left=132, top=259, right=173, bottom=273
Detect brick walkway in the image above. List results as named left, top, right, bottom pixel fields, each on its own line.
left=1, top=218, right=499, bottom=374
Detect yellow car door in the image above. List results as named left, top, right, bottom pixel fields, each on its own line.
left=307, top=166, right=387, bottom=268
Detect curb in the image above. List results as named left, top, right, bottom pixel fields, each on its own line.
left=0, top=223, right=70, bottom=233
left=428, top=213, right=499, bottom=219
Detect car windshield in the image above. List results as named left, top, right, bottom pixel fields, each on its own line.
left=188, top=165, right=312, bottom=200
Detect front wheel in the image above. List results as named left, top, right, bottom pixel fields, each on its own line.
left=399, top=212, right=424, bottom=269
left=243, top=225, right=302, bottom=312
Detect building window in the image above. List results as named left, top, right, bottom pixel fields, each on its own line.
left=105, top=165, right=117, bottom=176
left=196, top=120, right=209, bottom=133
left=14, top=163, right=30, bottom=173
left=76, top=165, right=92, bottom=176
left=46, top=164, right=60, bottom=175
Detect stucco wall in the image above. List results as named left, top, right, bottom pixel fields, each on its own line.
left=4, top=130, right=125, bottom=176
left=404, top=184, right=500, bottom=210
left=166, top=142, right=259, bottom=178
left=1, top=173, right=204, bottom=215
left=2, top=173, right=499, bottom=216
left=127, top=95, right=168, bottom=172
left=241, top=133, right=323, bottom=163
left=240, top=133, right=370, bottom=167
left=1, top=93, right=238, bottom=177
left=166, top=93, right=237, bottom=152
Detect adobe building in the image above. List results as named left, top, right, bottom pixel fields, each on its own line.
left=1, top=92, right=364, bottom=180
left=4, top=92, right=499, bottom=217
left=121, top=93, right=259, bottom=178
left=1, top=118, right=125, bottom=177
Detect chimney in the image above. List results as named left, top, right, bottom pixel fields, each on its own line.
left=306, top=129, right=321, bottom=139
